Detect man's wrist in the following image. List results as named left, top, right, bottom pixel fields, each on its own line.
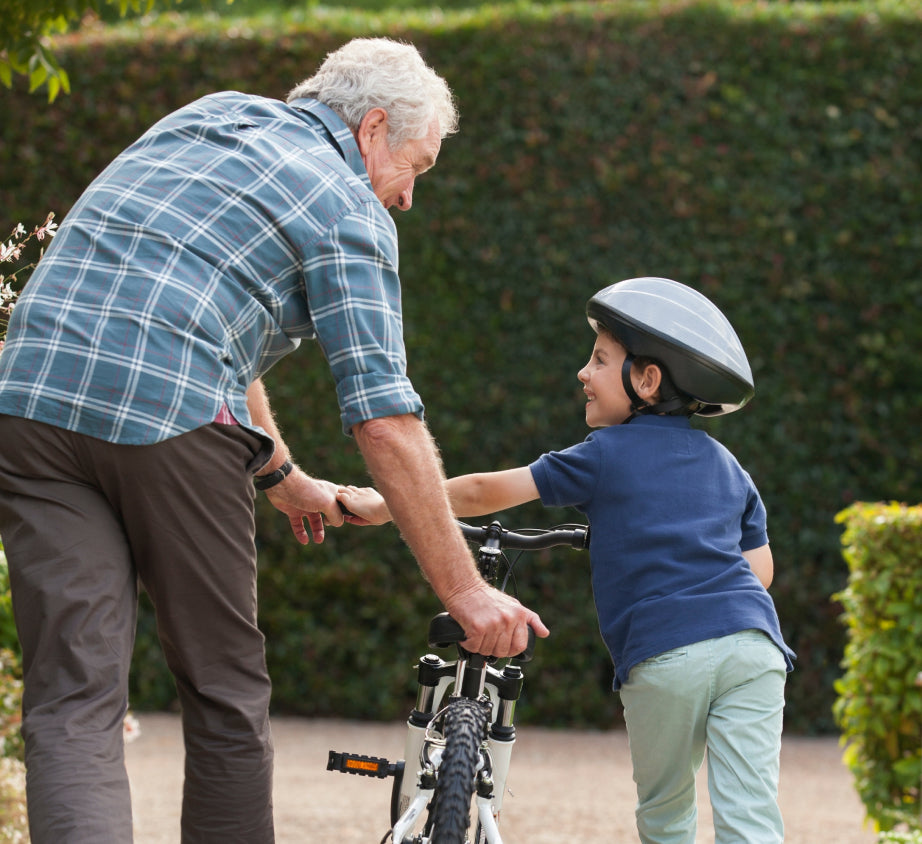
left=253, top=460, right=294, bottom=491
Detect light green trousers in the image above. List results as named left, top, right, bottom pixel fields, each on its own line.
left=620, top=630, right=788, bottom=844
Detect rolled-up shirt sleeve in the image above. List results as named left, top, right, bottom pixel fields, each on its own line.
left=304, top=201, right=424, bottom=434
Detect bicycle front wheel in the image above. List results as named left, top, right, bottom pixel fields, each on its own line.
left=429, top=697, right=490, bottom=844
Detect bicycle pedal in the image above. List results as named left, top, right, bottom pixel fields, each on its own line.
left=327, top=750, right=398, bottom=779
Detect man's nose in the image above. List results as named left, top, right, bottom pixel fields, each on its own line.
left=397, top=185, right=413, bottom=211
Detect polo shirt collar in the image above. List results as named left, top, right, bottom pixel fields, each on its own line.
left=626, top=414, right=692, bottom=430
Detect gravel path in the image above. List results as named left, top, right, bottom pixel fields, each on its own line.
left=125, top=713, right=876, bottom=843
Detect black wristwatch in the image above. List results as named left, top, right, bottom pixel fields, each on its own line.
left=253, top=460, right=294, bottom=491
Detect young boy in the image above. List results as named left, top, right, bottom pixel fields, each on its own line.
left=339, top=276, right=795, bottom=844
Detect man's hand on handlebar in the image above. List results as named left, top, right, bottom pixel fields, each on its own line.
left=444, top=581, right=550, bottom=659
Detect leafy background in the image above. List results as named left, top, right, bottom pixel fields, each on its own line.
left=2, top=0, right=920, bottom=732
left=834, top=503, right=922, bottom=831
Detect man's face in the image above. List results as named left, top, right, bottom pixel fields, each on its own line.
left=358, top=111, right=441, bottom=211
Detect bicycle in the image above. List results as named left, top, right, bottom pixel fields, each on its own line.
left=327, top=518, right=589, bottom=844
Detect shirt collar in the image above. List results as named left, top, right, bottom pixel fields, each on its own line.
left=287, top=97, right=369, bottom=182
left=625, top=414, right=693, bottom=430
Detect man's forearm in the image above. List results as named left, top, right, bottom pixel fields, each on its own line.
left=246, top=378, right=290, bottom=473
left=353, top=414, right=483, bottom=606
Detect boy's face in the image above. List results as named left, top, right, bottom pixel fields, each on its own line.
left=577, top=331, right=636, bottom=428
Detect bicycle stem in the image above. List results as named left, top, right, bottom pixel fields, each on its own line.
left=456, top=654, right=488, bottom=699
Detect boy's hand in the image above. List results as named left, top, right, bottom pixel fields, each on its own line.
left=337, top=485, right=392, bottom=525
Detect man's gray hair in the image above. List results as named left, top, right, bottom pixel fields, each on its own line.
left=288, top=38, right=459, bottom=149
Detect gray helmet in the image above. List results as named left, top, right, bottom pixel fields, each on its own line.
left=586, top=277, right=754, bottom=417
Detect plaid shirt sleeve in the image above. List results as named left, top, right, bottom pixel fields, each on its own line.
left=302, top=200, right=424, bottom=434
left=0, top=94, right=424, bottom=443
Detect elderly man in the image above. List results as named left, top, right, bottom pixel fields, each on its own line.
left=0, top=38, right=547, bottom=843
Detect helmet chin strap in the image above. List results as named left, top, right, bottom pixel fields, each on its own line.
left=621, top=355, right=648, bottom=420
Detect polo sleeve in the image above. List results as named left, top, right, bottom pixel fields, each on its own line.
left=739, top=470, right=769, bottom=552
left=303, top=202, right=424, bottom=434
left=529, top=436, right=601, bottom=509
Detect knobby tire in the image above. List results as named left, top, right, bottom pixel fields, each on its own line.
left=429, top=697, right=490, bottom=844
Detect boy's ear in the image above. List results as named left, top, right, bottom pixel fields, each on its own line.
left=637, top=363, right=662, bottom=400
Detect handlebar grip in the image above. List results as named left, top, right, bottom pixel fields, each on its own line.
left=428, top=612, right=466, bottom=649
left=427, top=612, right=536, bottom=663
left=520, top=625, right=536, bottom=663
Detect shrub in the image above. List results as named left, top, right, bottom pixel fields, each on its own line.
left=0, top=554, right=26, bottom=842
left=834, top=502, right=922, bottom=832
left=0, top=550, right=27, bottom=843
left=0, top=755, right=28, bottom=843
left=0, top=552, right=16, bottom=657
left=0, top=647, right=23, bottom=763
left=879, top=832, right=922, bottom=844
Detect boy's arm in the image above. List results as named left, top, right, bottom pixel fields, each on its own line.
left=445, top=467, right=539, bottom=516
left=338, top=466, right=540, bottom=523
left=743, top=544, right=773, bottom=588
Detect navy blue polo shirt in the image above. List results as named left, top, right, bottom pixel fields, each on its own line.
left=530, top=414, right=794, bottom=689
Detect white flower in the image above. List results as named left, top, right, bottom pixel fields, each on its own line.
left=123, top=712, right=141, bottom=744
left=0, top=242, right=21, bottom=263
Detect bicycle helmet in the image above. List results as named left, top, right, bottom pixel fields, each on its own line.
left=586, top=277, right=754, bottom=418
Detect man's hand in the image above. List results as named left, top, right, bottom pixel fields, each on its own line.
left=263, top=469, right=345, bottom=544
left=444, top=580, right=550, bottom=658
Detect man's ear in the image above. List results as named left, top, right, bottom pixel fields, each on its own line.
left=356, top=107, right=389, bottom=157
left=637, top=363, right=662, bottom=401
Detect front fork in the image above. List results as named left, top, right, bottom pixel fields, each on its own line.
left=327, top=649, right=526, bottom=843
left=394, top=651, right=526, bottom=833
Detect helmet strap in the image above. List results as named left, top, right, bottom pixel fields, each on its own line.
left=622, top=354, right=699, bottom=418
left=646, top=395, right=698, bottom=416
left=621, top=355, right=649, bottom=419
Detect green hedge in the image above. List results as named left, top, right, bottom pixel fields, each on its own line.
left=2, top=0, right=921, bottom=732
left=0, top=550, right=24, bottom=762
left=834, top=503, right=922, bottom=833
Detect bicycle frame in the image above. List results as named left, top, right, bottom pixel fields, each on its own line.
left=328, top=519, right=589, bottom=844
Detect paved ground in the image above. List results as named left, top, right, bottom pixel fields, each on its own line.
left=125, top=713, right=876, bottom=843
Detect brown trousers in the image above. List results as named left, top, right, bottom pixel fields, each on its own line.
left=0, top=415, right=276, bottom=843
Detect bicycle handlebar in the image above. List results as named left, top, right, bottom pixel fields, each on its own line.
left=457, top=520, right=589, bottom=552
left=427, top=520, right=588, bottom=660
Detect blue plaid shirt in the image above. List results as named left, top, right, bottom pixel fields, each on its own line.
left=0, top=93, right=424, bottom=443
